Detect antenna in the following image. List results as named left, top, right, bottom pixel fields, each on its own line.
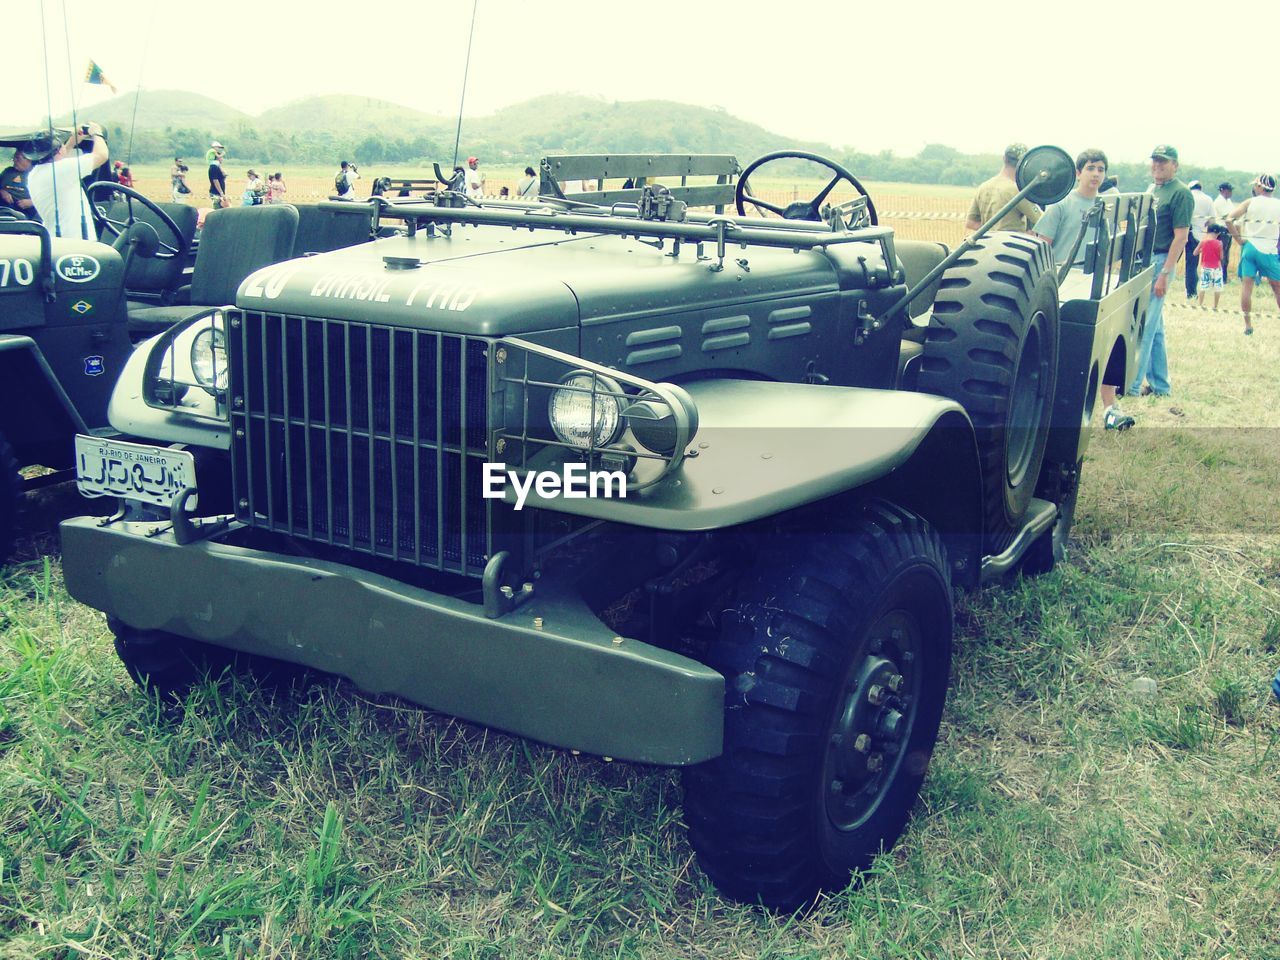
left=124, top=5, right=158, bottom=166
left=38, top=1, right=64, bottom=240
left=450, top=0, right=479, bottom=172
left=61, top=0, right=89, bottom=241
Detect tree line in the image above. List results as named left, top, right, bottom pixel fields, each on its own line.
left=109, top=125, right=1256, bottom=192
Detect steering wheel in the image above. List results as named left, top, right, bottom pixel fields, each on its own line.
left=85, top=181, right=187, bottom=262
left=736, top=150, right=878, bottom=228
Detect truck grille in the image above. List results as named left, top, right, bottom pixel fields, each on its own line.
left=229, top=311, right=492, bottom=576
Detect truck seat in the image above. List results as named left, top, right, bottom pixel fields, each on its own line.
left=291, top=203, right=375, bottom=258
left=895, top=240, right=949, bottom=388
left=896, top=240, right=949, bottom=336
left=105, top=200, right=198, bottom=301
left=127, top=204, right=299, bottom=339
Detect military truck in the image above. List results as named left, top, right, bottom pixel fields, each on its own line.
left=0, top=131, right=374, bottom=563
left=59, top=148, right=1155, bottom=909
left=0, top=196, right=138, bottom=561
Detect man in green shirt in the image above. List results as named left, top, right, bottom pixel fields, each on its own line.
left=1129, top=144, right=1193, bottom=398
left=965, top=143, right=1042, bottom=233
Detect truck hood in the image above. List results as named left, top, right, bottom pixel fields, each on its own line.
left=236, top=224, right=848, bottom=336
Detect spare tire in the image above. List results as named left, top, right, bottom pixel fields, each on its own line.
left=917, top=235, right=1059, bottom=554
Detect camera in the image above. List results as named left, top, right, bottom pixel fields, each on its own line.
left=177, top=162, right=189, bottom=173
left=80, top=124, right=90, bottom=135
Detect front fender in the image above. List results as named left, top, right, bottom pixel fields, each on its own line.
left=511, top=378, right=975, bottom=531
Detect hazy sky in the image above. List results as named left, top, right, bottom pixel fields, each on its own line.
left=9, top=0, right=1275, bottom=171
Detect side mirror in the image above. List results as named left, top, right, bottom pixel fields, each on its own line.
left=1016, top=145, right=1075, bottom=207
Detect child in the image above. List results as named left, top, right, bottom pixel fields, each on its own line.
left=1197, top=223, right=1225, bottom=309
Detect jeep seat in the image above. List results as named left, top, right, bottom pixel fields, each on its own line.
left=895, top=240, right=950, bottom=389
left=291, top=203, right=375, bottom=258
left=106, top=200, right=198, bottom=302
left=126, top=204, right=299, bottom=339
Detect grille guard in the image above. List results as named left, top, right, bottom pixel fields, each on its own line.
left=495, top=337, right=698, bottom=491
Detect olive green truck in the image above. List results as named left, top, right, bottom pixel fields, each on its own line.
left=57, top=148, right=1155, bottom=909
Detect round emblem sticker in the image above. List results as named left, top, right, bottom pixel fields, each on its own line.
left=55, top=254, right=101, bottom=284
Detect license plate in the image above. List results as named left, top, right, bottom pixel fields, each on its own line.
left=75, top=435, right=198, bottom=507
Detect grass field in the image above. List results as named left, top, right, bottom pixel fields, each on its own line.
left=123, top=161, right=976, bottom=248
left=3, top=178, right=1280, bottom=957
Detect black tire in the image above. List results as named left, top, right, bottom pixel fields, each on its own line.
left=0, top=431, right=22, bottom=565
left=109, top=617, right=236, bottom=700
left=918, top=234, right=1059, bottom=554
left=682, top=502, right=953, bottom=910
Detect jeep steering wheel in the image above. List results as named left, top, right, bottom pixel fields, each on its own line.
left=736, top=150, right=878, bottom=227
left=85, top=181, right=187, bottom=261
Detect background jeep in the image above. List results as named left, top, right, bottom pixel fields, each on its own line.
left=59, top=147, right=1154, bottom=909
left=0, top=137, right=377, bottom=562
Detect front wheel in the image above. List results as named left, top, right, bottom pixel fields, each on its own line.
left=0, top=431, right=22, bottom=565
left=682, top=502, right=953, bottom=910
left=109, top=618, right=235, bottom=700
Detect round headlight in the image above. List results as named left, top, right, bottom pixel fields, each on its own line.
left=190, top=326, right=228, bottom=391
left=549, top=371, right=625, bottom=449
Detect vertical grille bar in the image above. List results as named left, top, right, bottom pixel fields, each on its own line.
left=412, top=330, right=421, bottom=567
left=302, top=318, right=314, bottom=539
left=261, top=314, right=275, bottom=523
left=281, top=316, right=294, bottom=535
left=435, top=334, right=445, bottom=568
left=240, top=314, right=255, bottom=520
left=459, top=336, right=468, bottom=574
left=322, top=319, right=335, bottom=546
left=344, top=324, right=355, bottom=549
left=389, top=331, right=400, bottom=563
left=365, top=325, right=376, bottom=553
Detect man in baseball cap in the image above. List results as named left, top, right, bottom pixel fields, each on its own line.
left=1214, top=183, right=1237, bottom=280
left=206, top=140, right=227, bottom=206
left=1224, top=173, right=1280, bottom=334
left=23, top=123, right=109, bottom=239
left=1184, top=180, right=1217, bottom=299
left=465, top=156, right=485, bottom=199
left=1129, top=145, right=1192, bottom=398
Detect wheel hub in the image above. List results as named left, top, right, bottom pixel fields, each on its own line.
left=823, top=613, right=921, bottom=830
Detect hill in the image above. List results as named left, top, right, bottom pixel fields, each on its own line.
left=462, top=94, right=830, bottom=161
left=53, top=89, right=248, bottom=135
left=256, top=95, right=449, bottom=138
left=21, top=90, right=1261, bottom=192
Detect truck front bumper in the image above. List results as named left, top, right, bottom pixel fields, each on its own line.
left=60, top=517, right=724, bottom=765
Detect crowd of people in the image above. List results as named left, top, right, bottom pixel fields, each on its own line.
left=2, top=127, right=1275, bottom=426
left=967, top=143, right=1280, bottom=431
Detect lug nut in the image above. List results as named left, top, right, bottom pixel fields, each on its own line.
left=867, top=684, right=887, bottom=706
left=886, top=673, right=904, bottom=693
left=853, top=734, right=871, bottom=753
left=829, top=779, right=844, bottom=794
left=866, top=753, right=884, bottom=773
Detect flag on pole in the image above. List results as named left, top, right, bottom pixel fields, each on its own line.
left=84, top=60, right=117, bottom=94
